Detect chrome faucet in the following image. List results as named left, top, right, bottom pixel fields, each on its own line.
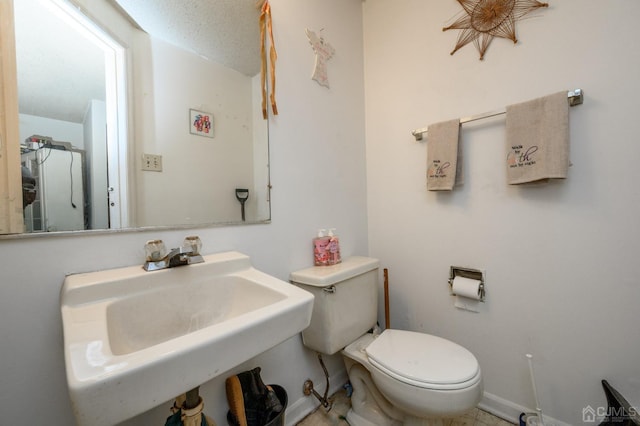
left=143, top=237, right=204, bottom=271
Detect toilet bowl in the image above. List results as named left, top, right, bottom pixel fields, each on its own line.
left=343, top=331, right=482, bottom=424
left=290, top=257, right=483, bottom=425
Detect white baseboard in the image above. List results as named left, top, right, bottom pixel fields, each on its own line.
left=285, top=370, right=348, bottom=426
left=479, top=391, right=571, bottom=426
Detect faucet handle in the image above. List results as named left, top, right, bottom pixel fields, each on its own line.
left=183, top=236, right=202, bottom=256
left=145, top=239, right=166, bottom=261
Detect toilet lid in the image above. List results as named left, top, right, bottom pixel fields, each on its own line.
left=366, top=329, right=480, bottom=390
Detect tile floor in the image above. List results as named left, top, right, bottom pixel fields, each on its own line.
left=296, top=389, right=515, bottom=426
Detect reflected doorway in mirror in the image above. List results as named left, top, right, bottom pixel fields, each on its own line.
left=13, top=0, right=129, bottom=232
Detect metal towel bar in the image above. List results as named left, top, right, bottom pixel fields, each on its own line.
left=411, top=89, right=583, bottom=142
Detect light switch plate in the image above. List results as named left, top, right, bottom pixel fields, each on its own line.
left=142, top=153, right=163, bottom=172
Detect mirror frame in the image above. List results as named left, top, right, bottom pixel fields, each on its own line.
left=0, top=0, right=23, bottom=235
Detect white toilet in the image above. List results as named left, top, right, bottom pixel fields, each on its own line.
left=290, top=256, right=483, bottom=425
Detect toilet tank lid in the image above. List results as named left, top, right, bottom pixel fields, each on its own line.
left=289, top=256, right=379, bottom=287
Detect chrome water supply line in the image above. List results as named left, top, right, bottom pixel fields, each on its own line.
left=303, top=353, right=333, bottom=411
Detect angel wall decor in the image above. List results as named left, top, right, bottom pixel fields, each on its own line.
left=306, top=29, right=335, bottom=88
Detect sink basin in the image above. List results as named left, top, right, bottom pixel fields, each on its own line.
left=106, top=274, right=287, bottom=355
left=61, top=251, right=314, bottom=426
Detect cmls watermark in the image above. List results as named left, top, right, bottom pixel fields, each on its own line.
left=583, top=405, right=639, bottom=423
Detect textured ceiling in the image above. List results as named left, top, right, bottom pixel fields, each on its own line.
left=15, top=0, right=261, bottom=126
left=113, top=0, right=262, bottom=77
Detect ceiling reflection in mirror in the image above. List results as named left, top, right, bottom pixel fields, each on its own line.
left=112, top=0, right=262, bottom=77
left=11, top=0, right=270, bottom=235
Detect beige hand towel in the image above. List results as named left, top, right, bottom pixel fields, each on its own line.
left=427, top=118, right=461, bottom=191
left=506, top=91, right=569, bottom=184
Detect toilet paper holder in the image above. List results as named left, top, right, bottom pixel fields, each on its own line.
left=448, top=266, right=485, bottom=301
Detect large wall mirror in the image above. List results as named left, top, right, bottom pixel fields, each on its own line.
left=2, top=0, right=270, bottom=236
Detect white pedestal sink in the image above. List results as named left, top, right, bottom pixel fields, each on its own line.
left=61, top=251, right=314, bottom=426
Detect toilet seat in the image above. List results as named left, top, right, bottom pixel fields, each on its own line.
left=366, top=329, right=481, bottom=391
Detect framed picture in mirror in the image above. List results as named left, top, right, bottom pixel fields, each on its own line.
left=190, top=109, right=214, bottom=138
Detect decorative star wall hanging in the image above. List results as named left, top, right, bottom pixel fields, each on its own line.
left=443, top=0, right=548, bottom=60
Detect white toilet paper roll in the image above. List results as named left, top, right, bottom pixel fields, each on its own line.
left=452, top=276, right=483, bottom=300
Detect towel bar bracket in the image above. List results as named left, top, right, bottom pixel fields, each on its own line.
left=412, top=89, right=584, bottom=142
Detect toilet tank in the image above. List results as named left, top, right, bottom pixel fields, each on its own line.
left=290, top=256, right=379, bottom=355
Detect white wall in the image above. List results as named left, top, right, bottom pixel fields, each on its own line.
left=19, top=113, right=84, bottom=149
left=136, top=37, right=258, bottom=227
left=0, top=0, right=366, bottom=425
left=364, top=1, right=640, bottom=424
